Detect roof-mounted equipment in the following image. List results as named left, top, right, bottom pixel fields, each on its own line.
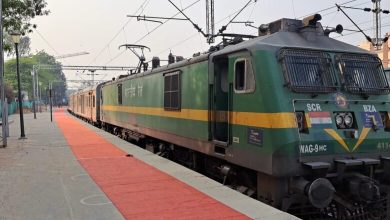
left=324, top=24, right=344, bottom=36
left=119, top=44, right=151, bottom=74
left=152, top=57, right=160, bottom=69
left=258, top=14, right=326, bottom=37
left=302, top=14, right=322, bottom=27
left=168, top=52, right=175, bottom=64
left=258, top=18, right=314, bottom=36
left=176, top=56, right=184, bottom=62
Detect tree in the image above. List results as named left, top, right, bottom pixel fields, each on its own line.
left=3, top=0, right=49, bottom=53
left=3, top=0, right=49, bottom=34
left=4, top=51, right=67, bottom=104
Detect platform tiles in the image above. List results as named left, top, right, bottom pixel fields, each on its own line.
left=0, top=110, right=123, bottom=220
left=55, top=110, right=299, bottom=220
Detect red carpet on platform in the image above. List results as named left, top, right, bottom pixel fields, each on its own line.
left=55, top=110, right=249, bottom=220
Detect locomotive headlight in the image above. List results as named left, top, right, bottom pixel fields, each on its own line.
left=335, top=114, right=344, bottom=126
left=344, top=113, right=354, bottom=128
left=335, top=112, right=356, bottom=129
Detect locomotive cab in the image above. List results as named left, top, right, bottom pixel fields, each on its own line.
left=208, top=15, right=390, bottom=218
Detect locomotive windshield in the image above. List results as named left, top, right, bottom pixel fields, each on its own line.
left=280, top=49, right=390, bottom=95
left=279, top=49, right=338, bottom=93
left=337, top=54, right=390, bottom=95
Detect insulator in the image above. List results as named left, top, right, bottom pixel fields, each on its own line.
left=168, top=52, right=175, bottom=64
left=152, top=57, right=160, bottom=69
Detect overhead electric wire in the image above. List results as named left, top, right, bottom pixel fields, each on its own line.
left=247, top=0, right=257, bottom=20
left=154, top=0, right=259, bottom=57
left=298, top=0, right=359, bottom=18
left=291, top=0, right=297, bottom=19
left=34, top=30, right=91, bottom=82
left=151, top=0, right=376, bottom=61
left=168, top=0, right=207, bottom=37
left=335, top=21, right=390, bottom=38
left=105, top=0, right=377, bottom=66
left=89, top=0, right=151, bottom=65
left=341, top=14, right=390, bottom=31
left=35, top=29, right=61, bottom=56
left=331, top=1, right=390, bottom=46
left=336, top=3, right=372, bottom=42
left=104, top=0, right=201, bottom=65
left=322, top=1, right=371, bottom=29
left=321, top=1, right=371, bottom=18
left=217, top=0, right=254, bottom=35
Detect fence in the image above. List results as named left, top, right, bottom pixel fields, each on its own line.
left=0, top=101, right=34, bottom=118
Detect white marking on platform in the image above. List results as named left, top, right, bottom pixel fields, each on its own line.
left=70, top=174, right=88, bottom=181
left=80, top=195, right=113, bottom=206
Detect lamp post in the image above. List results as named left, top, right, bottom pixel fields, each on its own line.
left=0, top=0, right=7, bottom=147
left=11, top=32, right=26, bottom=139
left=39, top=81, right=42, bottom=112
left=49, top=83, right=52, bottom=122
left=31, top=70, right=36, bottom=119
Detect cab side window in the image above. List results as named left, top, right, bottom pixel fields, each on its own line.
left=234, top=58, right=255, bottom=93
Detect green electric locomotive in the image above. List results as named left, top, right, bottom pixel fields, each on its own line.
left=79, top=15, right=390, bottom=218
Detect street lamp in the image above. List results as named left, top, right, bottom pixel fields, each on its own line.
left=11, top=32, right=26, bottom=139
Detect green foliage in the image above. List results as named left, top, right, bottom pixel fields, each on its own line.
left=3, top=0, right=49, bottom=53
left=4, top=51, right=67, bottom=102
left=3, top=0, right=49, bottom=34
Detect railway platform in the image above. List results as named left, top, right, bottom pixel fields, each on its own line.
left=0, top=109, right=299, bottom=220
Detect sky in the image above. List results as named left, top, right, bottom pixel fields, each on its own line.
left=28, top=0, right=390, bottom=89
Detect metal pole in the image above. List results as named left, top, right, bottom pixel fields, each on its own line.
left=39, top=83, right=42, bottom=112
left=32, top=70, right=36, bottom=119
left=53, top=89, right=56, bottom=107
left=49, top=83, right=53, bottom=122
left=36, top=70, right=41, bottom=112
left=5, top=98, right=8, bottom=137
left=15, top=43, right=26, bottom=138
left=375, top=0, right=380, bottom=48
left=0, top=0, right=7, bottom=147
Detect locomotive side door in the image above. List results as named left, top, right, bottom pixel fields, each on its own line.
left=210, top=52, right=254, bottom=146
left=211, top=57, right=230, bottom=144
